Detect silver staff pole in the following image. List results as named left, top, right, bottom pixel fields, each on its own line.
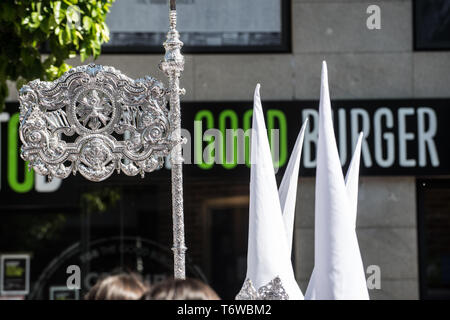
left=160, top=0, right=187, bottom=280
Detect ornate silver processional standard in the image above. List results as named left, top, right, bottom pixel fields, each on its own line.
left=18, top=0, right=187, bottom=279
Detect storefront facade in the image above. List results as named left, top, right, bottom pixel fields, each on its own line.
left=1, top=0, right=450, bottom=299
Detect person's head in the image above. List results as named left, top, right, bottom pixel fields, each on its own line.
left=85, top=273, right=148, bottom=300
left=142, top=278, right=220, bottom=300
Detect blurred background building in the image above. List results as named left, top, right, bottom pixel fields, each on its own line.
left=1, top=0, right=450, bottom=299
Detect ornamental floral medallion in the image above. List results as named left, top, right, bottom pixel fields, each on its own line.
left=74, top=88, right=114, bottom=132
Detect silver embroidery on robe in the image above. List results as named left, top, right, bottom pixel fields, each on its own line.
left=235, top=276, right=289, bottom=300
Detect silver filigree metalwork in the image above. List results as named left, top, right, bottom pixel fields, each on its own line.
left=160, top=4, right=187, bottom=280
left=19, top=0, right=188, bottom=281
left=19, top=64, right=172, bottom=182
left=235, top=277, right=289, bottom=300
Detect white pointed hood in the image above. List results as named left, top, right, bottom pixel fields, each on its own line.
left=345, top=133, right=363, bottom=224
left=279, top=119, right=308, bottom=254
left=238, top=84, right=303, bottom=300
left=305, top=62, right=369, bottom=300
left=343, top=132, right=370, bottom=299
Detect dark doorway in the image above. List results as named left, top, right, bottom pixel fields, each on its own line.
left=203, top=196, right=249, bottom=299
left=417, top=179, right=450, bottom=299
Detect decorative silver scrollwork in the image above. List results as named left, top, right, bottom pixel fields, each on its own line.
left=19, top=1, right=188, bottom=282
left=235, top=277, right=289, bottom=300
left=19, top=64, right=175, bottom=182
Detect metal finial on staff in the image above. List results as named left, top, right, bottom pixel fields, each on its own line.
left=160, top=0, right=187, bottom=280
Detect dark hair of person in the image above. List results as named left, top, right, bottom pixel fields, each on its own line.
left=141, top=278, right=220, bottom=300
left=85, top=273, right=148, bottom=300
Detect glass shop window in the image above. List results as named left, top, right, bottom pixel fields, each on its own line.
left=102, top=0, right=291, bottom=53
left=0, top=183, right=205, bottom=300
left=417, top=179, right=450, bottom=299
left=414, top=0, right=450, bottom=50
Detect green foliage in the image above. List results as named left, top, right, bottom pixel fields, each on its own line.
left=0, top=212, right=68, bottom=251
left=82, top=187, right=121, bottom=215
left=0, top=0, right=116, bottom=111
left=29, top=213, right=67, bottom=241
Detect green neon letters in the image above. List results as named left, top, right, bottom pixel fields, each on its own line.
left=8, top=113, right=34, bottom=193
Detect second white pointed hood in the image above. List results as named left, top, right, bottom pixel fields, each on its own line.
left=305, top=62, right=369, bottom=300
left=279, top=119, right=308, bottom=254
